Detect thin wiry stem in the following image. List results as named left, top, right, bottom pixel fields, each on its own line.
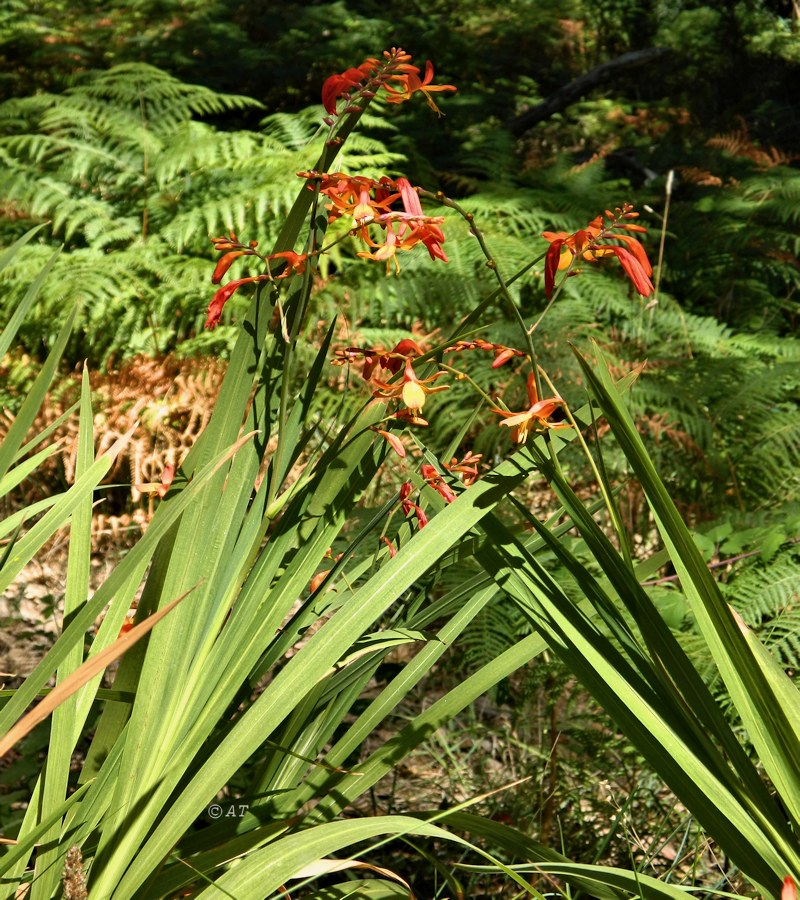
left=421, top=189, right=549, bottom=404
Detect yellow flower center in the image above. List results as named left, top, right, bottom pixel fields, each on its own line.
left=402, top=380, right=427, bottom=411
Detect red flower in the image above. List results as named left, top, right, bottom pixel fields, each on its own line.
left=205, top=247, right=308, bottom=330
left=399, top=481, right=428, bottom=528
left=443, top=452, right=482, bottom=485
left=322, top=62, right=376, bottom=115
left=206, top=276, right=267, bottom=330
left=420, top=464, right=457, bottom=503
left=542, top=205, right=654, bottom=300
left=380, top=535, right=397, bottom=557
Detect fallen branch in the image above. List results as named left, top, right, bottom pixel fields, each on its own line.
left=505, top=47, right=674, bottom=137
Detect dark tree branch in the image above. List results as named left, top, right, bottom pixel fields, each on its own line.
left=505, top=47, right=674, bottom=137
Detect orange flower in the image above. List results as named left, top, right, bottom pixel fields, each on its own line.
left=421, top=464, right=457, bottom=503
left=133, top=463, right=175, bottom=498
left=372, top=357, right=448, bottom=416
left=321, top=50, right=454, bottom=119
left=374, top=428, right=407, bottom=458
left=491, top=373, right=566, bottom=444
left=206, top=275, right=268, bottom=330
left=443, top=452, right=482, bottom=485
left=384, top=60, right=457, bottom=115
left=542, top=205, right=653, bottom=300
left=357, top=178, right=448, bottom=271
left=205, top=248, right=307, bottom=330
left=309, top=550, right=344, bottom=593
left=302, top=172, right=396, bottom=226
left=393, top=178, right=448, bottom=262
left=301, top=172, right=448, bottom=272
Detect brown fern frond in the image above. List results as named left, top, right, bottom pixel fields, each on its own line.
left=1, top=354, right=226, bottom=519
left=677, top=166, right=723, bottom=187
left=707, top=121, right=799, bottom=169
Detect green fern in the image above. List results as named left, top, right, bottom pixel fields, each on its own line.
left=0, top=64, right=403, bottom=363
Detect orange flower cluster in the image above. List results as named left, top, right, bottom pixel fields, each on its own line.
left=333, top=339, right=447, bottom=428
left=322, top=48, right=455, bottom=120
left=334, top=335, right=570, bottom=443
left=443, top=452, right=482, bottom=485
left=420, top=464, right=456, bottom=503
left=205, top=233, right=307, bottom=330
left=299, top=172, right=448, bottom=273
left=542, top=205, right=654, bottom=300
left=490, top=372, right=568, bottom=444
left=333, top=337, right=422, bottom=380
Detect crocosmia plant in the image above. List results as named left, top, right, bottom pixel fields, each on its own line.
left=2, top=45, right=798, bottom=900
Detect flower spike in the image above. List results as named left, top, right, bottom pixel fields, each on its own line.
left=542, top=205, right=654, bottom=300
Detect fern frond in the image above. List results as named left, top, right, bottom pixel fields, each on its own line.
left=77, top=63, right=262, bottom=123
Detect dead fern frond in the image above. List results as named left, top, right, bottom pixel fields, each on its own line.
left=707, top=122, right=799, bottom=170
left=1, top=354, right=225, bottom=516
left=677, top=166, right=723, bottom=187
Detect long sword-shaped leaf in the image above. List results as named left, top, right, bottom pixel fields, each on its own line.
left=0, top=225, right=50, bottom=360
left=0, top=301, right=75, bottom=485
left=0, top=424, right=130, bottom=598
left=575, top=347, right=800, bottom=835
left=0, top=433, right=254, bottom=735
left=30, top=368, right=93, bottom=900
left=103, top=450, right=533, bottom=897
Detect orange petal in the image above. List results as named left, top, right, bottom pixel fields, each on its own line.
left=211, top=251, right=245, bottom=285
left=376, top=429, right=406, bottom=458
